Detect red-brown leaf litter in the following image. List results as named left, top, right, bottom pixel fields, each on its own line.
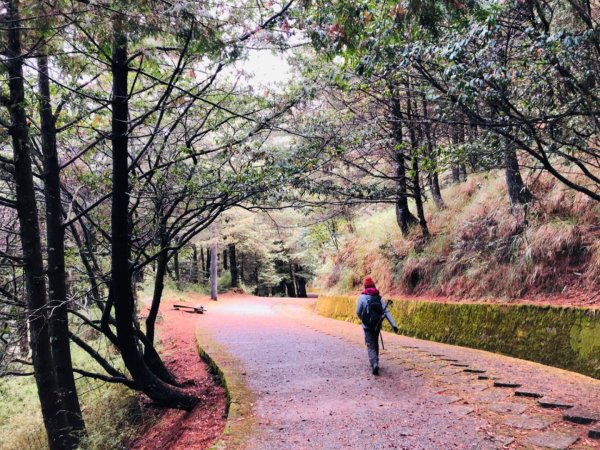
left=129, top=299, right=227, bottom=450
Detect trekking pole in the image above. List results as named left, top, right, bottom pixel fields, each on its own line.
left=378, top=300, right=393, bottom=351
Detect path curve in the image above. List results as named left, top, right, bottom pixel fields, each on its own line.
left=194, top=294, right=600, bottom=450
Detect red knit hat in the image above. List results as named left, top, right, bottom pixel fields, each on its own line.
left=363, top=276, right=376, bottom=289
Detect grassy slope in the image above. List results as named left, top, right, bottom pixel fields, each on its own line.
left=317, top=170, right=600, bottom=303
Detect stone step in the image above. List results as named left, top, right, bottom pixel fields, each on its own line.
left=526, top=431, right=579, bottom=450
left=515, top=390, right=544, bottom=398
left=494, top=380, right=522, bottom=388
left=464, top=368, right=486, bottom=374
left=563, top=408, right=600, bottom=425
left=538, top=399, right=574, bottom=409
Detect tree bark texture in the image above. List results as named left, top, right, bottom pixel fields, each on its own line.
left=420, top=96, right=445, bottom=209
left=110, top=20, right=197, bottom=410
left=222, top=249, right=228, bottom=271
left=205, top=247, right=211, bottom=280
left=6, top=3, right=67, bottom=447
left=191, top=245, right=199, bottom=284
left=388, top=85, right=417, bottom=236
left=294, top=264, right=308, bottom=298
left=504, top=139, right=532, bottom=207
left=406, top=86, right=430, bottom=238
left=38, top=54, right=86, bottom=444
left=210, top=229, right=218, bottom=300
left=228, top=243, right=239, bottom=287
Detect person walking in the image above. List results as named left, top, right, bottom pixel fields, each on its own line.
left=356, top=276, right=398, bottom=375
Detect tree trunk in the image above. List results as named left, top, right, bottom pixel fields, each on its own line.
left=200, top=246, right=205, bottom=278
left=240, top=253, right=245, bottom=283
left=286, top=264, right=297, bottom=297
left=388, top=84, right=417, bottom=236
left=210, top=239, right=218, bottom=301
left=191, top=244, right=199, bottom=284
left=205, top=247, right=211, bottom=281
left=146, top=249, right=167, bottom=347
left=412, top=158, right=430, bottom=238
left=173, top=250, right=180, bottom=283
left=38, top=54, right=86, bottom=444
left=421, top=95, right=445, bottom=209
left=110, top=20, right=197, bottom=410
left=504, top=139, right=532, bottom=207
left=406, top=85, right=430, bottom=238
left=228, top=243, right=239, bottom=288
left=6, top=3, right=66, bottom=447
left=294, top=264, right=307, bottom=298
left=451, top=125, right=463, bottom=184
left=460, top=164, right=468, bottom=182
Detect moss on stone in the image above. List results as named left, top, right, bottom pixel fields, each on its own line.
left=317, top=295, right=600, bottom=379
left=196, top=329, right=256, bottom=450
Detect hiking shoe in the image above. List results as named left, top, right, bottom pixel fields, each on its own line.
left=372, top=365, right=379, bottom=376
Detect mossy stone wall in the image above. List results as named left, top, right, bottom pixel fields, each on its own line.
left=316, top=295, right=600, bottom=379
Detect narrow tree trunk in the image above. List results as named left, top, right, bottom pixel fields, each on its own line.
left=228, top=243, right=239, bottom=288
left=421, top=95, right=445, bottom=209
left=191, top=244, right=199, bottom=284
left=205, top=247, right=211, bottom=280
left=286, top=264, right=297, bottom=297
left=110, top=20, right=197, bottom=410
left=38, top=55, right=86, bottom=445
left=6, top=3, right=65, bottom=446
left=146, top=249, right=167, bottom=347
left=451, top=125, right=462, bottom=184
left=200, top=246, right=205, bottom=277
left=294, top=264, right=307, bottom=298
left=239, top=253, right=245, bottom=284
left=406, top=85, right=430, bottom=238
left=173, top=251, right=180, bottom=282
left=412, top=158, right=430, bottom=238
left=388, top=83, right=417, bottom=236
left=459, top=164, right=468, bottom=182
left=210, top=238, right=218, bottom=301
left=222, top=250, right=228, bottom=271
left=504, top=139, right=532, bottom=207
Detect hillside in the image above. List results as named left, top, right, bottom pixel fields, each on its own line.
left=315, top=171, right=600, bottom=306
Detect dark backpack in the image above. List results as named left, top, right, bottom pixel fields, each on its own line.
left=362, top=295, right=384, bottom=330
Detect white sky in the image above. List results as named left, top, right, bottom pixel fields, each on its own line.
left=241, top=49, right=293, bottom=88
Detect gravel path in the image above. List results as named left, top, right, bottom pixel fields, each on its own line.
left=195, top=294, right=600, bottom=450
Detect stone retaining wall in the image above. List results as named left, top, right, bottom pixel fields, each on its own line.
left=316, top=295, right=600, bottom=379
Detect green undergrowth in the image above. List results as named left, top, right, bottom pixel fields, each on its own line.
left=317, top=295, right=600, bottom=379
left=0, top=330, right=154, bottom=450
left=316, top=171, right=600, bottom=299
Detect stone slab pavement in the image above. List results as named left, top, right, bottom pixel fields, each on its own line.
left=193, top=294, right=600, bottom=450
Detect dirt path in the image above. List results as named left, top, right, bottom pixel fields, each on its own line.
left=195, top=293, right=600, bottom=450
left=129, top=299, right=227, bottom=450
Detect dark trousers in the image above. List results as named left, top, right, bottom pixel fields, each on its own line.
left=363, top=327, right=380, bottom=368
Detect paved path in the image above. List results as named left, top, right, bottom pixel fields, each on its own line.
left=194, top=294, right=600, bottom=450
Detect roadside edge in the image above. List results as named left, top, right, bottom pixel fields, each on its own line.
left=195, top=329, right=255, bottom=450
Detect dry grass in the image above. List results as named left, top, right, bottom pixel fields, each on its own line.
left=316, top=170, right=600, bottom=300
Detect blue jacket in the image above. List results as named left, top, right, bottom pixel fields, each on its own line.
left=356, top=294, right=397, bottom=330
